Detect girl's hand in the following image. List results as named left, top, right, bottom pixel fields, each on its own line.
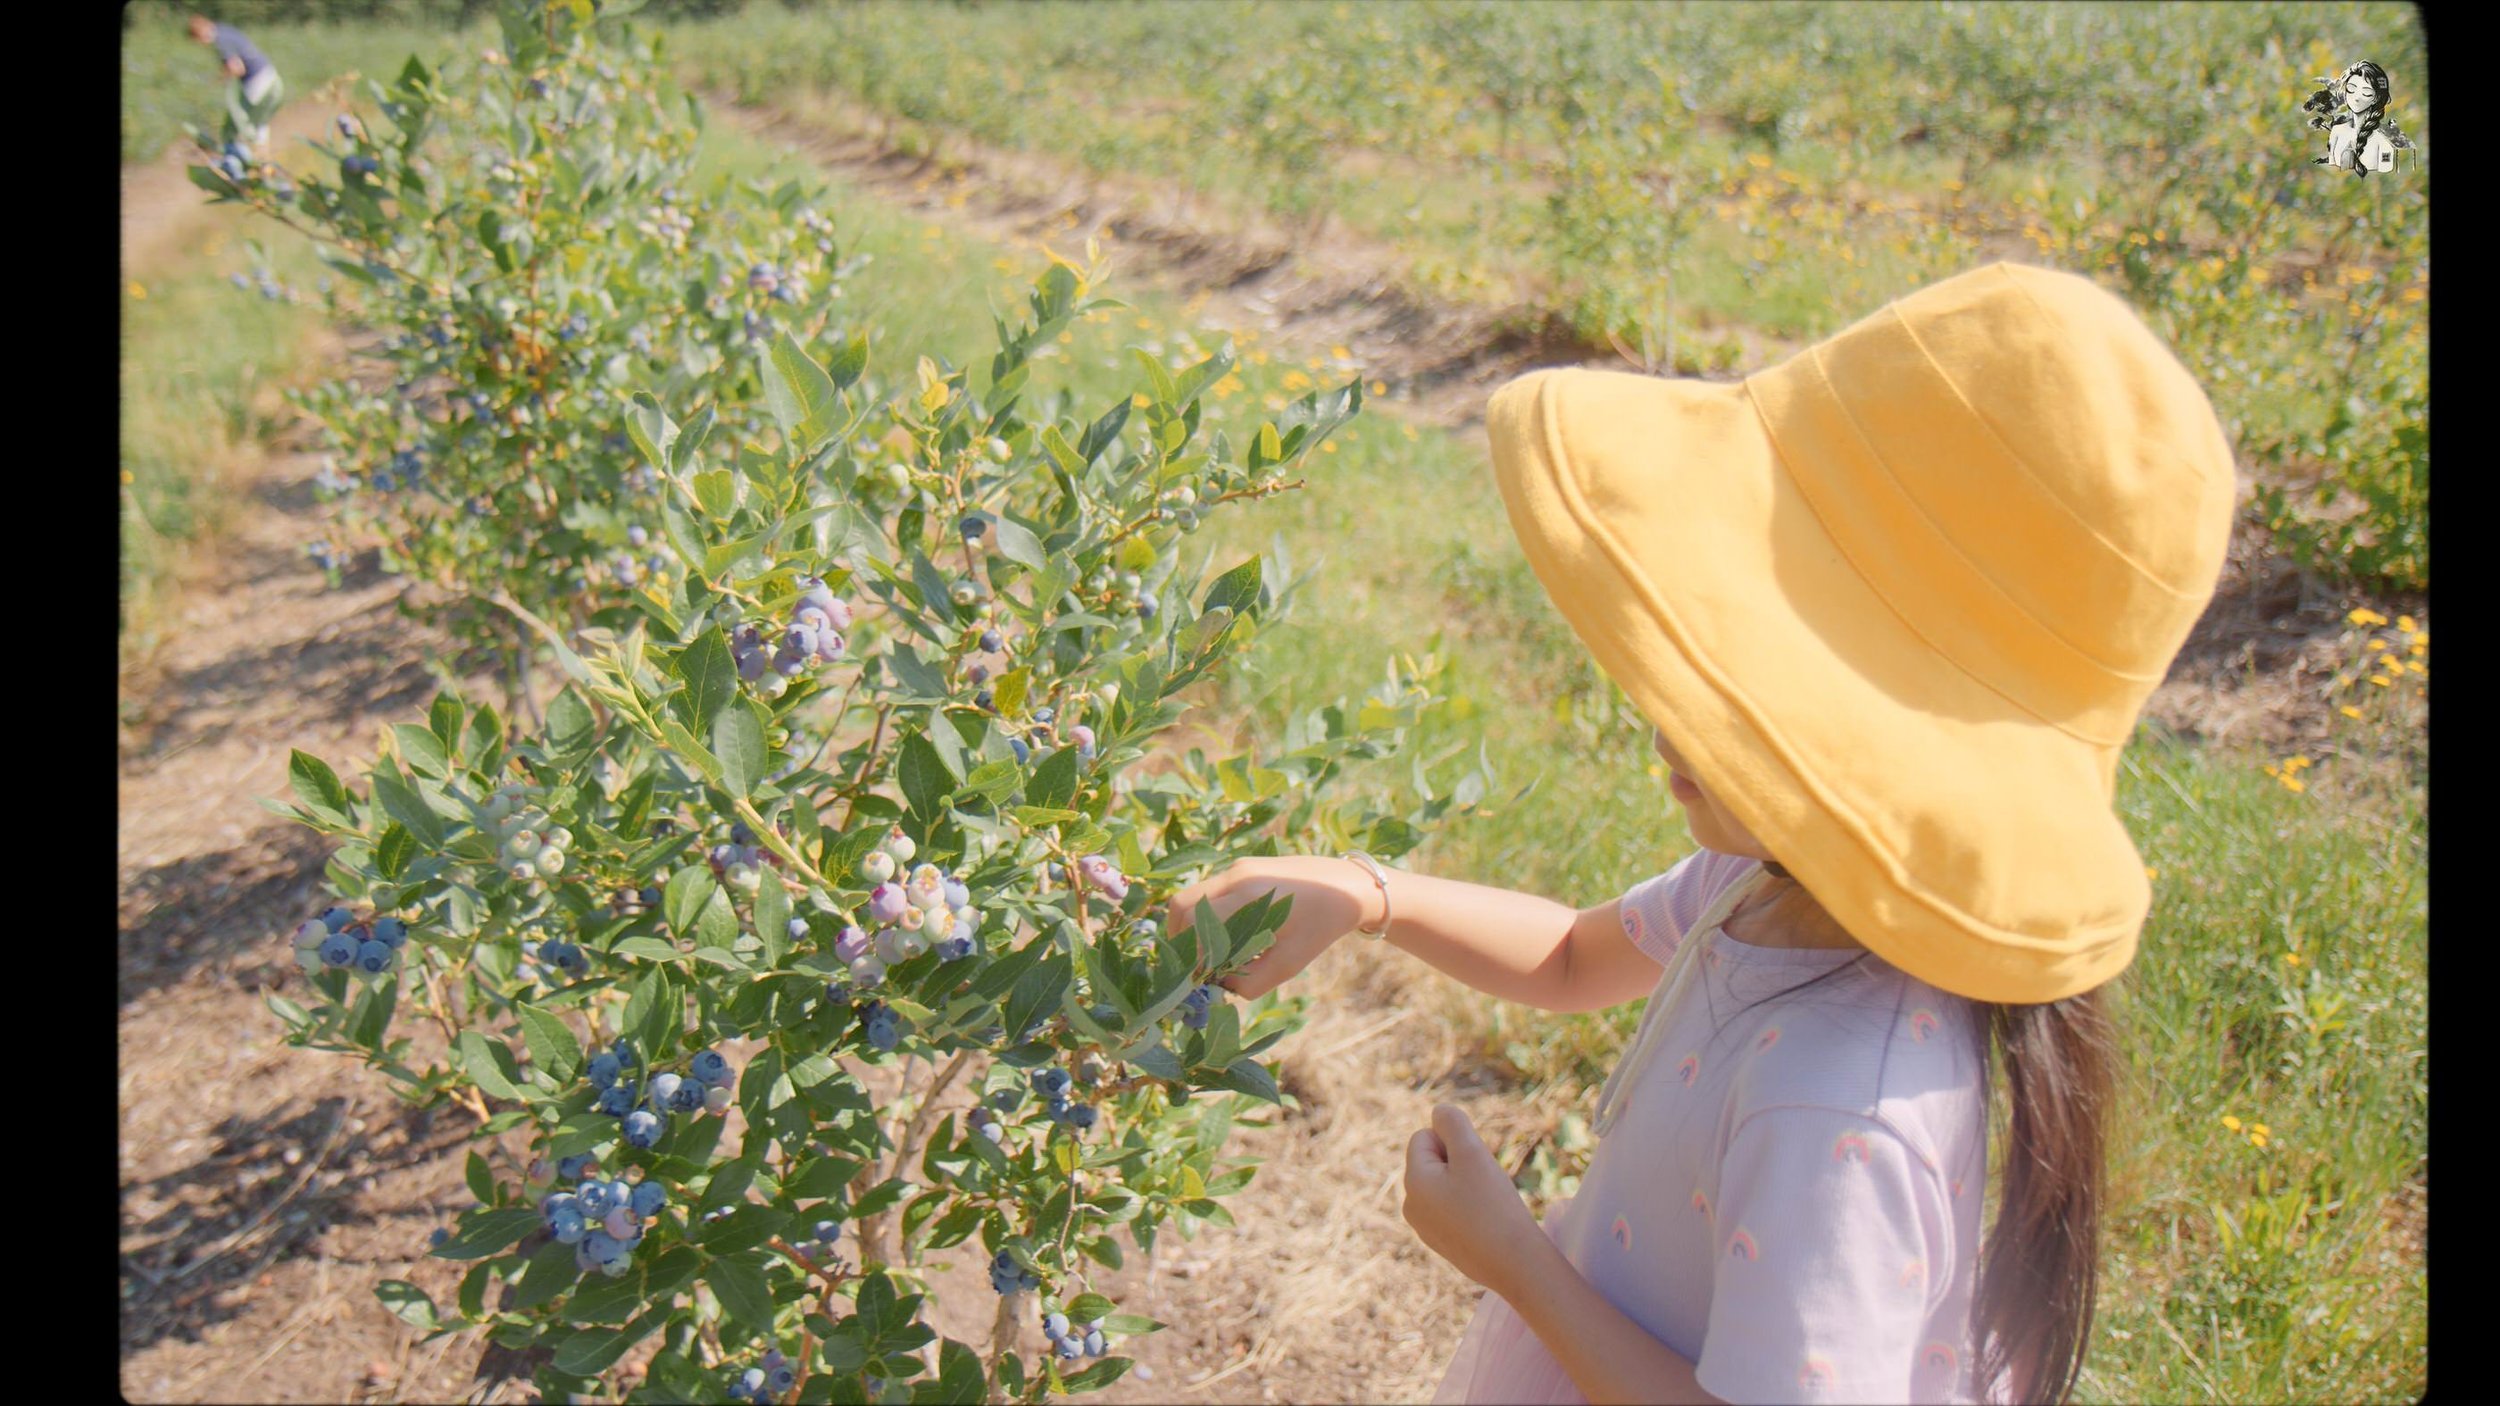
left=1403, top=1104, right=1546, bottom=1299
left=1164, top=855, right=1372, bottom=999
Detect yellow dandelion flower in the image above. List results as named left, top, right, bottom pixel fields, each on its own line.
left=2407, top=659, right=2425, bottom=674
left=1321, top=441, right=1338, bottom=454
left=2250, top=1130, right=2270, bottom=1148
left=2262, top=762, right=2280, bottom=777
left=2221, top=1115, right=2242, bottom=1131
left=2145, top=867, right=2158, bottom=880
left=122, top=469, right=136, bottom=484
left=1401, top=422, right=1419, bottom=441
left=1370, top=380, right=1387, bottom=396
left=2340, top=705, right=2363, bottom=719
left=2283, top=776, right=2305, bottom=793
left=1135, top=316, right=1156, bottom=330
left=2402, top=284, right=2426, bottom=302
left=128, top=282, right=147, bottom=299
left=1329, top=344, right=1352, bottom=361
left=2366, top=638, right=2388, bottom=651
left=1279, top=369, right=1313, bottom=392
left=2252, top=1123, right=2271, bottom=1138
left=1748, top=152, right=1774, bottom=169
left=2286, top=756, right=2311, bottom=771
left=2369, top=675, right=2392, bottom=688
left=2286, top=952, right=2303, bottom=966
left=1058, top=331, right=1075, bottom=344
left=1132, top=393, right=1152, bottom=408
left=2397, top=615, right=2417, bottom=634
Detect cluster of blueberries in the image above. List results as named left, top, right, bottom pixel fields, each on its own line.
left=1072, top=855, right=1130, bottom=903
left=609, top=523, right=669, bottom=590
left=534, top=1154, right=667, bottom=1278
left=745, top=262, right=802, bottom=304
left=517, top=936, right=592, bottom=984
left=583, top=1042, right=738, bottom=1149
left=708, top=819, right=781, bottom=896
left=839, top=829, right=986, bottom=989
left=1040, top=1309, right=1111, bottom=1362
left=290, top=907, right=409, bottom=977
left=987, top=1247, right=1043, bottom=1296
left=1029, top=1067, right=1099, bottom=1131
left=733, top=576, right=851, bottom=697
left=480, top=786, right=572, bottom=884
left=729, top=1349, right=798, bottom=1402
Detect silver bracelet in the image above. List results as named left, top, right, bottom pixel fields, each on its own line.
left=1340, top=850, right=1392, bottom=940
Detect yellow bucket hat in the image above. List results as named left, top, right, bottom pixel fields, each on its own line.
left=1487, top=262, right=2237, bottom=1004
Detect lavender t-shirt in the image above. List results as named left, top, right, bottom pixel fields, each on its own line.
left=1434, top=849, right=1992, bottom=1405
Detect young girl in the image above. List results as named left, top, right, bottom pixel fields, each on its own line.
left=2305, top=59, right=2411, bottom=177
left=1168, top=261, right=2236, bottom=1403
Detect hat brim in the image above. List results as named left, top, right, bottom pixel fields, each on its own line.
left=1487, top=367, right=2147, bottom=1004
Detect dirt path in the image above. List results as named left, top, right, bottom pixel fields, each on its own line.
left=119, top=108, right=494, bottom=1403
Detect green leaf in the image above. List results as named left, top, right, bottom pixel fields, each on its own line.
left=1203, top=557, right=1264, bottom=617
left=553, top=1323, right=638, bottom=1377
left=1208, top=1057, right=1282, bottom=1105
left=764, top=328, right=842, bottom=445
left=432, top=1208, right=541, bottom=1260
left=674, top=628, right=739, bottom=735
left=884, top=642, right=949, bottom=702
left=455, top=1031, right=527, bottom=1102
left=369, top=770, right=446, bottom=848
left=1060, top=1357, right=1134, bottom=1391
left=516, top=1004, right=583, bottom=1085
left=465, top=1150, right=496, bottom=1206
left=392, top=724, right=450, bottom=778
left=374, top=824, right=415, bottom=881
left=288, top=750, right=353, bottom=820
left=1002, top=959, right=1071, bottom=1044
left=1066, top=1293, right=1115, bottom=1324
left=666, top=867, right=722, bottom=937
left=990, top=516, right=1046, bottom=571
left=898, top=732, right=952, bottom=822
left=693, top=468, right=739, bottom=519
left=375, top=1280, right=445, bottom=1333
left=507, top=1239, right=580, bottom=1312
left=713, top=705, right=767, bottom=798
left=936, top=1339, right=985, bottom=1404
left=626, top=392, right=679, bottom=474
left=1025, top=747, right=1080, bottom=812
left=705, top=1256, right=776, bottom=1332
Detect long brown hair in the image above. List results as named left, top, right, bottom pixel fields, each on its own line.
left=1972, top=988, right=2120, bottom=1403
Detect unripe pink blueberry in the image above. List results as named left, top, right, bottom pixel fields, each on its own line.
left=1075, top=855, right=1128, bottom=902
left=867, top=883, right=908, bottom=924
left=834, top=925, right=871, bottom=963
left=875, top=927, right=912, bottom=965
left=847, top=953, right=886, bottom=987
left=704, top=1085, right=733, bottom=1114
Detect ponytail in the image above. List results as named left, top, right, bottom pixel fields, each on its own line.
left=1971, top=987, right=2120, bottom=1403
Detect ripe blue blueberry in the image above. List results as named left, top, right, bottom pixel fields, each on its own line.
left=691, top=1050, right=731, bottom=1086
left=548, top=1204, right=587, bottom=1243
left=604, top=1205, right=639, bottom=1240
left=612, top=1039, right=640, bottom=1068
left=959, top=513, right=986, bottom=540
left=648, top=1073, right=684, bottom=1108
left=587, top=1051, right=623, bottom=1090
left=980, top=629, right=1003, bottom=652
left=767, top=1364, right=796, bottom=1394
left=1067, top=1104, right=1099, bottom=1131
left=1055, top=1336, right=1083, bottom=1360
left=1084, top=1329, right=1107, bottom=1357
left=318, top=934, right=357, bottom=968
left=630, top=1181, right=666, bottom=1218
left=321, top=907, right=355, bottom=932
left=1032, top=1068, right=1071, bottom=1099
left=575, top=1181, right=617, bottom=1217
left=623, top=1111, right=664, bottom=1149
left=429, top=1227, right=451, bottom=1249
left=580, top=1229, right=626, bottom=1266
left=597, top=1084, right=637, bottom=1117
left=990, top=1087, right=1021, bottom=1111
left=1043, top=1312, right=1070, bottom=1338
left=813, top=1219, right=841, bottom=1244
left=1009, top=737, right=1030, bottom=764
left=668, top=1080, right=704, bottom=1113
left=557, top=1154, right=592, bottom=1181
left=372, top=917, right=408, bottom=947
left=762, top=1350, right=788, bottom=1372
left=355, top=939, right=393, bottom=974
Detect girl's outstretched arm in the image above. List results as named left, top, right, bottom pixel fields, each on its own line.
left=1165, top=855, right=1662, bottom=1012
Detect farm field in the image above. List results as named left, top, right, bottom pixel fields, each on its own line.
left=120, top=5, right=2425, bottom=1404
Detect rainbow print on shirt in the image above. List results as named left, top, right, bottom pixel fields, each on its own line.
left=1909, top=1008, right=1940, bottom=1043
left=1691, top=1189, right=1712, bottom=1221
left=1799, top=1357, right=1838, bottom=1391
left=1727, top=1227, right=1759, bottom=1261
left=1900, top=1258, right=1927, bottom=1291
left=1756, top=1026, right=1783, bottom=1052
left=1676, top=1053, right=1701, bottom=1086
left=1610, top=1214, right=1633, bottom=1252
left=1833, top=1132, right=1873, bottom=1164
left=1922, top=1342, right=1960, bottom=1373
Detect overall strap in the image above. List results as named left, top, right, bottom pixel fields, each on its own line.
left=1592, top=863, right=1773, bottom=1136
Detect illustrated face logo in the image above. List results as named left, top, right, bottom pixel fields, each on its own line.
left=1833, top=1132, right=1872, bottom=1164
left=2345, top=73, right=2376, bottom=111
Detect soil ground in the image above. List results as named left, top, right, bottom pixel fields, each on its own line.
left=121, top=89, right=2415, bottom=1405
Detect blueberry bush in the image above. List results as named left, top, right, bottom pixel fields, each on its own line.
left=214, top=4, right=1496, bottom=1400
left=192, top=0, right=867, bottom=699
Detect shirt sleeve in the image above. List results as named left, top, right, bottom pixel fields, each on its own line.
left=1692, top=1109, right=1955, bottom=1405
left=1615, top=849, right=1753, bottom=966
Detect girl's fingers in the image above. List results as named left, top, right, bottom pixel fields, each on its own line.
left=1429, top=1104, right=1487, bottom=1161
left=1405, top=1128, right=1448, bottom=1181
